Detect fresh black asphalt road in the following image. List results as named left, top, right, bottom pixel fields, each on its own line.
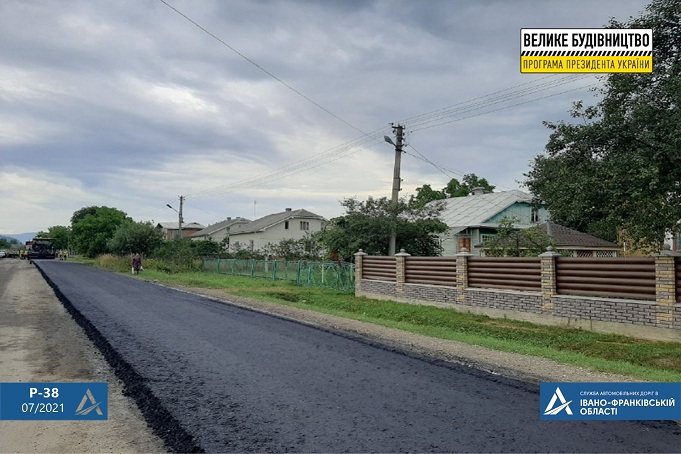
left=35, top=261, right=680, bottom=452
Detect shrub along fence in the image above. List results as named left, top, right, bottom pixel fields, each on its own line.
left=354, top=248, right=681, bottom=341
left=202, top=258, right=355, bottom=291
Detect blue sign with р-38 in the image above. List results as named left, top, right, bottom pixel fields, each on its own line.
left=540, top=382, right=681, bottom=421
left=0, top=382, right=108, bottom=420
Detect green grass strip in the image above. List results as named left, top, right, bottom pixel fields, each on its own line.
left=75, top=259, right=681, bottom=382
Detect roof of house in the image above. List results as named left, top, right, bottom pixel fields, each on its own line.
left=229, top=209, right=325, bottom=235
left=438, top=190, right=536, bottom=232
left=191, top=217, right=250, bottom=238
left=540, top=222, right=618, bottom=248
left=156, top=222, right=205, bottom=230
left=479, top=221, right=619, bottom=249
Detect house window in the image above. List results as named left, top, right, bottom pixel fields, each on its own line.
left=249, top=240, right=254, bottom=251
left=300, top=221, right=309, bottom=231
left=284, top=221, right=289, bottom=230
left=531, top=208, right=540, bottom=223
left=480, top=234, right=497, bottom=244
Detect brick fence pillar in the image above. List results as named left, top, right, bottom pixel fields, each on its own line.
left=354, top=249, right=367, bottom=295
left=394, top=249, right=410, bottom=294
left=455, top=248, right=472, bottom=303
left=539, top=246, right=561, bottom=312
left=655, top=246, right=680, bottom=328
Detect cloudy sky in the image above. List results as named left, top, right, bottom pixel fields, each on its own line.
left=0, top=0, right=651, bottom=235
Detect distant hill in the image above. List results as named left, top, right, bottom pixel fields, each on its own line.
left=0, top=232, right=38, bottom=244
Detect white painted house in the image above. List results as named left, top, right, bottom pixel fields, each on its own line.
left=190, top=217, right=251, bottom=243
left=227, top=208, right=326, bottom=252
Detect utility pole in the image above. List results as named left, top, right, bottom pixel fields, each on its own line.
left=385, top=123, right=405, bottom=256
left=178, top=195, right=184, bottom=239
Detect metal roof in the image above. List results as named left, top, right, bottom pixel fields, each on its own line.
left=540, top=222, right=618, bottom=248
left=191, top=218, right=250, bottom=238
left=229, top=209, right=325, bottom=235
left=438, top=190, right=534, bottom=230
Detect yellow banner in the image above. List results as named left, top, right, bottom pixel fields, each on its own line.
left=521, top=56, right=652, bottom=73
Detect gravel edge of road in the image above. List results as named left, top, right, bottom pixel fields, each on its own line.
left=34, top=263, right=204, bottom=454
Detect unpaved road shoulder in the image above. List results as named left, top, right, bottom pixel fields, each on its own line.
left=0, top=260, right=165, bottom=453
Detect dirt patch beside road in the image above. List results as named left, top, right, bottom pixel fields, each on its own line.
left=0, top=260, right=165, bottom=453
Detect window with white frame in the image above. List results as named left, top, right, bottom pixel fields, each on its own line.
left=531, top=208, right=540, bottom=223
left=300, top=221, right=310, bottom=231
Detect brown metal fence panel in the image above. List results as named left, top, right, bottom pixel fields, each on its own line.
left=676, top=257, right=681, bottom=303
left=405, top=257, right=456, bottom=286
left=556, top=257, right=655, bottom=300
left=468, top=257, right=541, bottom=291
left=362, top=256, right=396, bottom=281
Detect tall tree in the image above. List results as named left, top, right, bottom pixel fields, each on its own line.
left=108, top=221, right=164, bottom=257
left=411, top=174, right=496, bottom=207
left=525, top=0, right=681, bottom=246
left=45, top=225, right=71, bottom=251
left=317, top=196, right=447, bottom=260
left=71, top=206, right=131, bottom=258
left=444, top=174, right=496, bottom=198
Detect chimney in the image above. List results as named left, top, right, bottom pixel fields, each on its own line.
left=471, top=187, right=485, bottom=196
left=285, top=208, right=292, bottom=212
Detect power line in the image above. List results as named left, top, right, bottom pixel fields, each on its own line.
left=155, top=1, right=601, bottom=203
left=185, top=75, right=598, bottom=201
left=157, top=0, right=368, bottom=137
left=405, top=75, right=592, bottom=132
left=410, top=79, right=599, bottom=133
left=185, top=126, right=391, bottom=199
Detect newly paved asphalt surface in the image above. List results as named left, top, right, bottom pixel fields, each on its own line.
left=35, top=261, right=680, bottom=452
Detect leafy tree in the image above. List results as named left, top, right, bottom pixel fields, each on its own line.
left=229, top=241, right=266, bottom=260
left=444, top=174, right=496, bottom=198
left=191, top=239, right=222, bottom=257
left=318, top=196, right=448, bottom=260
left=45, top=225, right=71, bottom=251
left=262, top=235, right=324, bottom=261
left=0, top=236, right=20, bottom=249
left=411, top=174, right=496, bottom=207
left=524, top=0, right=681, bottom=247
left=108, top=221, right=164, bottom=256
left=482, top=217, right=554, bottom=257
left=410, top=184, right=447, bottom=208
left=71, top=206, right=131, bottom=258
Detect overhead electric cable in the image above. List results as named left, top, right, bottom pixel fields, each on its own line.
left=157, top=0, right=369, bottom=137
left=186, top=75, right=598, bottom=200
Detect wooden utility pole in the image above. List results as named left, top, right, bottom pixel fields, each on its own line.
left=386, top=124, right=404, bottom=256
left=178, top=195, right=184, bottom=239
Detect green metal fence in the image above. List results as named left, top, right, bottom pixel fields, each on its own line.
left=202, top=259, right=355, bottom=291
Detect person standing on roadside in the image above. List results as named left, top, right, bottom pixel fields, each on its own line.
left=132, top=253, right=143, bottom=274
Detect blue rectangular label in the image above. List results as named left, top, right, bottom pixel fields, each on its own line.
left=0, top=382, right=108, bottom=420
left=540, top=382, right=681, bottom=420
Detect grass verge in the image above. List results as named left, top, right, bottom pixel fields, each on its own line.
left=74, top=257, right=681, bottom=382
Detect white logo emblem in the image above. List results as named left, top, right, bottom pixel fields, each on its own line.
left=75, top=389, right=103, bottom=416
left=544, top=387, right=573, bottom=415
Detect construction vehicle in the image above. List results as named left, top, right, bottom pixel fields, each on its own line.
left=27, top=237, right=56, bottom=260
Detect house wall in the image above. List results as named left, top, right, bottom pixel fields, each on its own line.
left=440, top=203, right=550, bottom=257
left=487, top=202, right=549, bottom=225
left=200, top=222, right=250, bottom=243
left=230, top=217, right=324, bottom=252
